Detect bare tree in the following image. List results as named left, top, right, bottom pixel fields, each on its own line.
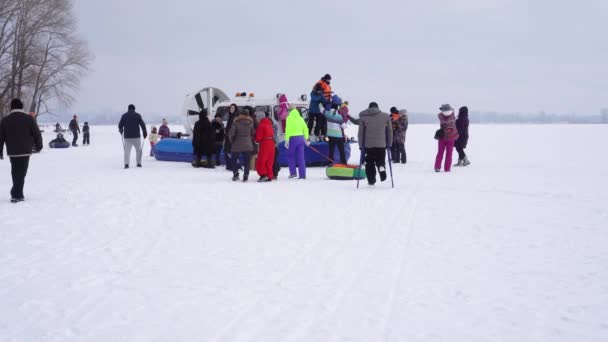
left=0, top=0, right=91, bottom=119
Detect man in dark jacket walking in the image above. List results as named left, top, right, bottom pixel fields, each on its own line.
left=357, top=102, right=392, bottom=186
left=69, top=114, right=80, bottom=146
left=0, top=98, right=43, bottom=202
left=118, top=104, right=147, bottom=168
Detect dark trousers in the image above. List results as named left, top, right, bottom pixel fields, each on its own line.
left=456, top=145, right=466, bottom=161
left=392, top=143, right=406, bottom=163
left=231, top=152, right=251, bottom=177
left=215, top=143, right=223, bottom=165
left=71, top=131, right=78, bottom=145
left=364, top=148, right=386, bottom=184
left=10, top=156, right=30, bottom=199
left=83, top=133, right=90, bottom=145
left=307, top=113, right=326, bottom=136
left=272, top=146, right=280, bottom=178
left=328, top=137, right=346, bottom=164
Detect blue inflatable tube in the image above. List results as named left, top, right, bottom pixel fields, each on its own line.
left=154, top=138, right=351, bottom=166
left=49, top=141, right=70, bottom=148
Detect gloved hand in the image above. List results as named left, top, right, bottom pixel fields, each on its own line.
left=305, top=140, right=311, bottom=146
left=143, top=134, right=147, bottom=139
left=340, top=123, right=347, bottom=129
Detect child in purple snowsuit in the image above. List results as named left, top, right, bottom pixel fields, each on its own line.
left=435, top=104, right=459, bottom=172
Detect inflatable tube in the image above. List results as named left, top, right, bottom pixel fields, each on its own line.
left=49, top=141, right=70, bottom=148
left=154, top=138, right=351, bottom=166
left=326, top=164, right=366, bottom=180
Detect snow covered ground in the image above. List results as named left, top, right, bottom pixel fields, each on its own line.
left=1, top=124, right=607, bottom=342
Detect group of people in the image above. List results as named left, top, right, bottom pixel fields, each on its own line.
left=52, top=116, right=90, bottom=147
left=191, top=104, right=282, bottom=182
left=0, top=82, right=473, bottom=201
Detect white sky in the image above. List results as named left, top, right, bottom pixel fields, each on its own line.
left=72, top=0, right=608, bottom=116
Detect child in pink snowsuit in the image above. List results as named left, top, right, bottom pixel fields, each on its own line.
left=435, top=104, right=459, bottom=172
left=338, top=101, right=350, bottom=138
left=277, top=94, right=289, bottom=132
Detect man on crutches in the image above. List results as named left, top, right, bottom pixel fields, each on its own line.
left=118, top=104, right=147, bottom=169
left=357, top=102, right=392, bottom=186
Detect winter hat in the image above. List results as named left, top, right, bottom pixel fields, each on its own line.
left=84, top=121, right=88, bottom=125
left=128, top=104, right=136, bottom=111
left=322, top=74, right=332, bottom=81
left=439, top=104, right=453, bottom=112
left=214, top=113, right=222, bottom=119
left=458, top=106, right=469, bottom=117
left=73, top=114, right=77, bottom=119
left=368, top=102, right=379, bottom=109
left=10, top=98, right=23, bottom=110
left=390, top=106, right=398, bottom=114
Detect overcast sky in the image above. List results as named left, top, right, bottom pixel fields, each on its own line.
left=72, top=0, right=608, bottom=117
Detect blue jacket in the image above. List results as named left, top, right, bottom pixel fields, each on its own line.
left=118, top=110, right=147, bottom=139
left=308, top=91, right=328, bottom=114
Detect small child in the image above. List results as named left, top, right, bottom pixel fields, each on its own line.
left=82, top=122, right=90, bottom=145
left=149, top=126, right=159, bottom=157
left=338, top=100, right=350, bottom=139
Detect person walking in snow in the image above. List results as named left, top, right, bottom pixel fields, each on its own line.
left=324, top=95, right=347, bottom=164
left=434, top=104, right=459, bottom=172
left=149, top=126, right=159, bottom=157
left=454, top=106, right=471, bottom=167
left=0, top=98, right=43, bottom=203
left=255, top=112, right=276, bottom=182
left=308, top=74, right=332, bottom=139
left=390, top=108, right=408, bottom=164
left=228, top=108, right=256, bottom=182
left=223, top=103, right=239, bottom=171
left=118, top=104, right=148, bottom=168
left=69, top=114, right=80, bottom=146
left=192, top=109, right=216, bottom=168
left=285, top=106, right=310, bottom=179
left=82, top=122, right=90, bottom=145
left=358, top=102, right=392, bottom=186
left=212, top=113, right=225, bottom=166
left=158, top=118, right=170, bottom=139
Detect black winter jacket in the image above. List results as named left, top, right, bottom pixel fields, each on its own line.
left=212, top=119, right=225, bottom=144
left=0, top=110, right=43, bottom=157
left=118, top=110, right=147, bottom=139
left=192, top=117, right=216, bottom=156
left=69, top=119, right=80, bottom=133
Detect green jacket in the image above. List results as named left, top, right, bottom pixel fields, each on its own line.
left=285, top=108, right=309, bottom=142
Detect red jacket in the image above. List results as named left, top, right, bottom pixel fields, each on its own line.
left=255, top=118, right=274, bottom=145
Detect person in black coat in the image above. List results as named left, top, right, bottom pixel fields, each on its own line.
left=69, top=115, right=80, bottom=146
left=211, top=113, right=225, bottom=166
left=118, top=104, right=147, bottom=168
left=0, top=98, right=43, bottom=202
left=454, top=106, right=471, bottom=166
left=223, top=103, right=238, bottom=171
left=82, top=122, right=90, bottom=145
left=192, top=109, right=216, bottom=168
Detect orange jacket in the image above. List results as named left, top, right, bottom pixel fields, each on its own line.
left=316, top=80, right=332, bottom=101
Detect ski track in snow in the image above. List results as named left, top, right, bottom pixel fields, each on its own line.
left=1, top=124, right=607, bottom=342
